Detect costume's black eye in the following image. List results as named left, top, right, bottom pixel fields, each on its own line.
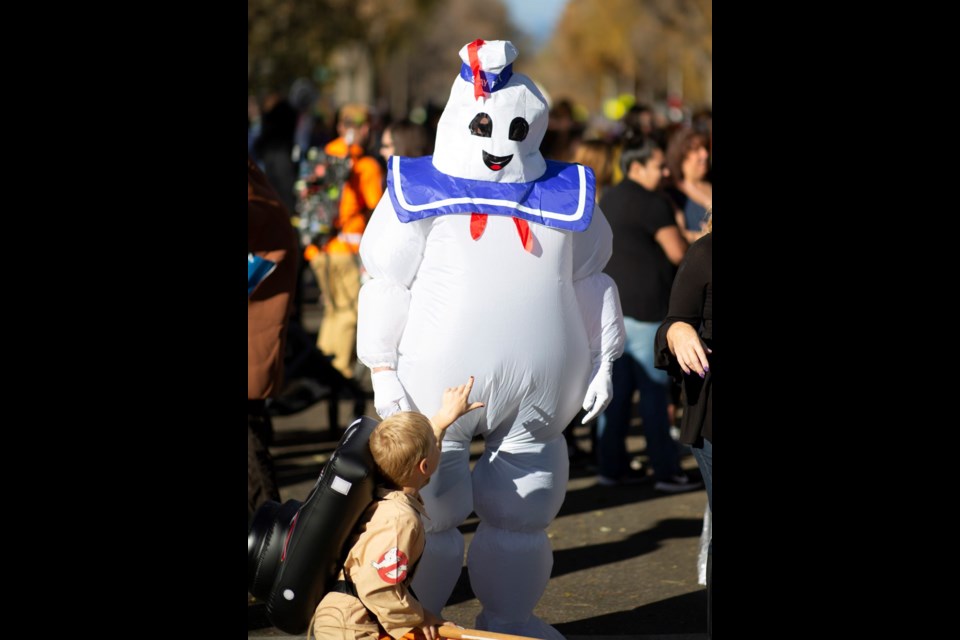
left=469, top=113, right=492, bottom=138
left=508, top=117, right=529, bottom=141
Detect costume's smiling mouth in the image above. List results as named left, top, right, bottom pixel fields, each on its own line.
left=482, top=150, right=513, bottom=171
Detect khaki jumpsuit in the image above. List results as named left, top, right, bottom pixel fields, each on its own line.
left=312, top=488, right=429, bottom=640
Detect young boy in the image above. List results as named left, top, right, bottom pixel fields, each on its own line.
left=311, top=377, right=484, bottom=640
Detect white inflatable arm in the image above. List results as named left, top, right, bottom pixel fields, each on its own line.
left=573, top=206, right=625, bottom=423
left=357, top=197, right=428, bottom=416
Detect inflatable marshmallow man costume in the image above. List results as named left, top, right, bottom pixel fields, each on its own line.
left=358, top=40, right=624, bottom=639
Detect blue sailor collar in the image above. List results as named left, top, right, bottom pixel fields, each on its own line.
left=386, top=156, right=595, bottom=232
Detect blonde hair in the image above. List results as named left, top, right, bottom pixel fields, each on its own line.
left=704, top=206, right=712, bottom=233
left=572, top=139, right=614, bottom=199
left=338, top=103, right=369, bottom=126
left=368, top=412, right=434, bottom=487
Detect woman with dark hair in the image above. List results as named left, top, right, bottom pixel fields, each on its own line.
left=664, top=129, right=712, bottom=242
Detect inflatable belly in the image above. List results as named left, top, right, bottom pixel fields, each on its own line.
left=397, top=214, right=590, bottom=441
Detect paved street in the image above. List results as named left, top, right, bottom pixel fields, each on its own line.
left=249, top=301, right=709, bottom=639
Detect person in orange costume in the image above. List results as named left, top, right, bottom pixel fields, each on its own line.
left=309, top=103, right=384, bottom=381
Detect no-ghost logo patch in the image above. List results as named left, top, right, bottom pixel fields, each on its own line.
left=372, top=547, right=409, bottom=584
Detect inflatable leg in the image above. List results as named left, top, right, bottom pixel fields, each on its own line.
left=468, top=437, right=568, bottom=640
left=411, top=441, right=473, bottom=614
left=411, top=528, right=466, bottom=614
left=470, top=526, right=564, bottom=640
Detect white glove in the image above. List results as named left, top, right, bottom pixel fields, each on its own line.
left=371, top=369, right=412, bottom=419
left=581, top=360, right=614, bottom=424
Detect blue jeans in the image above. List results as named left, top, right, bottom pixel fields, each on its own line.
left=692, top=437, right=712, bottom=511
left=597, top=318, right=680, bottom=481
